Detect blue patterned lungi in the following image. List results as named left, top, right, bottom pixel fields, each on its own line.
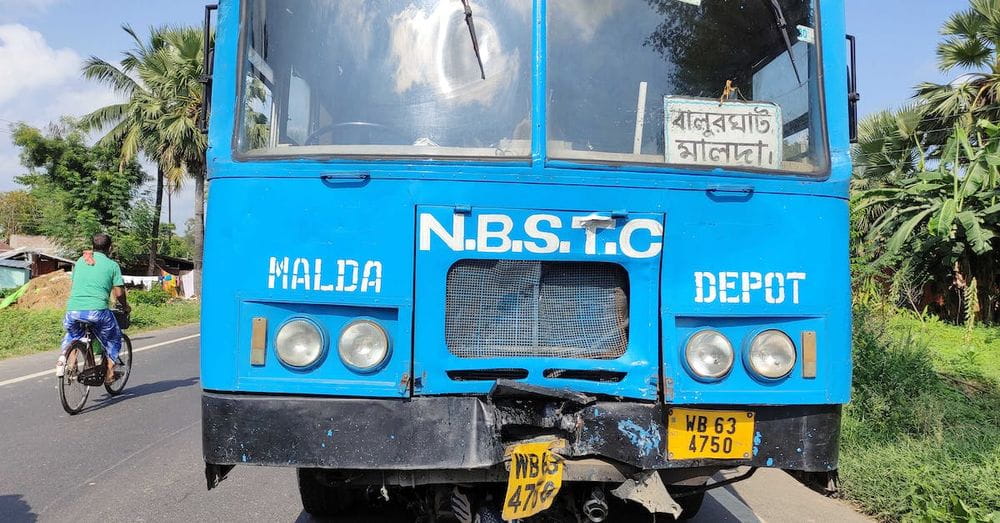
left=60, top=310, right=122, bottom=361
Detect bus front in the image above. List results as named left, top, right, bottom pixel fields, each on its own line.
left=201, top=0, right=852, bottom=519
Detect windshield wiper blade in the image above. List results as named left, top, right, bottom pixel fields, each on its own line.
left=763, top=0, right=802, bottom=85
left=461, top=0, right=486, bottom=80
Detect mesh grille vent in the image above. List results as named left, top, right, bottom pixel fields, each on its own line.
left=445, top=260, right=629, bottom=359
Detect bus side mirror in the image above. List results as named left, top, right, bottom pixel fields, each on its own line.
left=846, top=35, right=860, bottom=144
left=200, top=3, right=219, bottom=134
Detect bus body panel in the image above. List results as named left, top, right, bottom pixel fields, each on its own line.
left=201, top=176, right=849, bottom=404
left=200, top=0, right=853, bottom=498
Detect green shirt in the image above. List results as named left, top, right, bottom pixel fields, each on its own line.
left=66, top=252, right=124, bottom=311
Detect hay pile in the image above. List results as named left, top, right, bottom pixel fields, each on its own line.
left=16, top=270, right=72, bottom=310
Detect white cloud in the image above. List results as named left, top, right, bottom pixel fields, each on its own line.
left=388, top=3, right=519, bottom=106
left=0, top=24, right=80, bottom=105
left=47, top=85, right=123, bottom=122
left=508, top=0, right=532, bottom=20
left=332, top=0, right=379, bottom=61
left=0, top=25, right=124, bottom=197
left=552, top=0, right=622, bottom=41
left=0, top=20, right=196, bottom=229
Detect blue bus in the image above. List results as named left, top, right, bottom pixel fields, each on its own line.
left=201, top=0, right=857, bottom=520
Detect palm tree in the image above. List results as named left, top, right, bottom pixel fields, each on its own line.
left=852, top=1, right=1000, bottom=323
left=81, top=25, right=170, bottom=275
left=915, top=0, right=1000, bottom=130
left=151, top=27, right=208, bottom=295
left=854, top=117, right=1000, bottom=323
left=852, top=107, right=924, bottom=187
left=81, top=26, right=207, bottom=293
left=850, top=106, right=926, bottom=254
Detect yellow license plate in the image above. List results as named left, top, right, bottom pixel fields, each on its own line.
left=667, top=408, right=755, bottom=460
left=502, top=441, right=564, bottom=520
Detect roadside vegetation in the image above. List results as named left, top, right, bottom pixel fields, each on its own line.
left=0, top=3, right=997, bottom=521
left=889, top=312, right=1000, bottom=382
left=840, top=307, right=1000, bottom=522
left=0, top=289, right=199, bottom=360
left=0, top=24, right=207, bottom=363
left=846, top=2, right=1000, bottom=520
left=1, top=24, right=206, bottom=287
left=6, top=124, right=194, bottom=265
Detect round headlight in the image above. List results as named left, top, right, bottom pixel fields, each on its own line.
left=684, top=330, right=734, bottom=379
left=748, top=330, right=796, bottom=379
left=275, top=319, right=325, bottom=368
left=338, top=320, right=390, bottom=372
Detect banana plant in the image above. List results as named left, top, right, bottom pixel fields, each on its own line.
left=857, top=122, right=1000, bottom=260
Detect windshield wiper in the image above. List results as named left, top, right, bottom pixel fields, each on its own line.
left=763, top=0, right=802, bottom=85
left=461, top=0, right=486, bottom=80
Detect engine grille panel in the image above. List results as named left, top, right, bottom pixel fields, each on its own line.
left=445, top=260, right=629, bottom=359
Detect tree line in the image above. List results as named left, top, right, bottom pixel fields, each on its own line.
left=3, top=25, right=206, bottom=288
left=4, top=121, right=192, bottom=263
left=853, top=0, right=1000, bottom=325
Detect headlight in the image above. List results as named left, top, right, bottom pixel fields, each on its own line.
left=338, top=320, right=390, bottom=372
left=748, top=330, right=797, bottom=379
left=275, top=319, right=325, bottom=368
left=684, top=330, right=734, bottom=379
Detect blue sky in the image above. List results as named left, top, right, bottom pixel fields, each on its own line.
left=0, top=0, right=206, bottom=226
left=846, top=0, right=965, bottom=117
left=0, top=0, right=974, bottom=227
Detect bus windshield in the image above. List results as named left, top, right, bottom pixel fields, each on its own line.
left=237, top=0, right=533, bottom=158
left=238, top=0, right=827, bottom=174
left=548, top=0, right=827, bottom=174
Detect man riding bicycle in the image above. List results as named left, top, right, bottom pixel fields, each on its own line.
left=56, top=233, right=131, bottom=384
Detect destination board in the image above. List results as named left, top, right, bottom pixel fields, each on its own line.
left=664, top=97, right=783, bottom=170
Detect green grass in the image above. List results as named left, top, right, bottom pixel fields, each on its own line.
left=0, top=300, right=200, bottom=360
left=840, top=308, right=1000, bottom=522
left=887, top=312, right=1000, bottom=382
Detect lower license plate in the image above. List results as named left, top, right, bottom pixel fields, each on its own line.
left=667, top=408, right=755, bottom=460
left=502, top=441, right=564, bottom=520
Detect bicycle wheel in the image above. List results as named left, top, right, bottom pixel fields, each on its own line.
left=104, top=334, right=132, bottom=395
left=59, top=343, right=91, bottom=415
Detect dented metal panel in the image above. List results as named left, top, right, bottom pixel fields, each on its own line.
left=202, top=392, right=841, bottom=473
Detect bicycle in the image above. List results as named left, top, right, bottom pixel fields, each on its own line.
left=58, top=309, right=133, bottom=415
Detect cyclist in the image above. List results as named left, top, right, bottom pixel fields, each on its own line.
left=55, top=233, right=131, bottom=384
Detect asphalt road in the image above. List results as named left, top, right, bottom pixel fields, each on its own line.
left=0, top=324, right=870, bottom=523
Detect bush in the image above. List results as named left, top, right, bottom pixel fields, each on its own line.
left=129, top=287, right=170, bottom=306
left=888, top=313, right=1000, bottom=383
left=840, top=307, right=1000, bottom=522
left=0, top=301, right=199, bottom=360
left=0, top=308, right=65, bottom=358
left=848, top=307, right=940, bottom=436
left=128, top=300, right=199, bottom=329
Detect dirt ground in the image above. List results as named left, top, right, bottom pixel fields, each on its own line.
left=15, top=270, right=72, bottom=310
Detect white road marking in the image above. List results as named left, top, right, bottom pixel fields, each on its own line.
left=132, top=333, right=201, bottom=354
left=0, top=333, right=200, bottom=388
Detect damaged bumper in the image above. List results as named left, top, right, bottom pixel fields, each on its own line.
left=202, top=382, right=840, bottom=475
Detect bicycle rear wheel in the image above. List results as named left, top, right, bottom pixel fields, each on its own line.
left=59, top=343, right=91, bottom=415
left=104, top=334, right=132, bottom=395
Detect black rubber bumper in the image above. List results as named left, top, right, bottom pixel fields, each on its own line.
left=203, top=391, right=840, bottom=473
